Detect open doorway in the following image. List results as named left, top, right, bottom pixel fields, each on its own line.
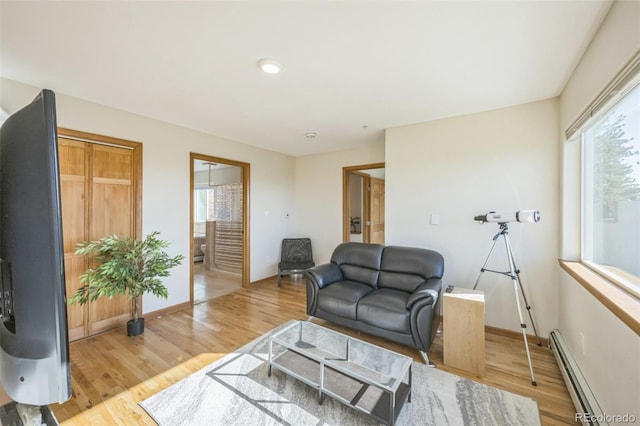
left=343, top=163, right=385, bottom=244
left=190, top=153, right=250, bottom=304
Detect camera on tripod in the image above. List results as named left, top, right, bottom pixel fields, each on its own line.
left=474, top=210, right=540, bottom=224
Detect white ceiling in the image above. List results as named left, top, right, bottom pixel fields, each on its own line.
left=1, top=1, right=612, bottom=157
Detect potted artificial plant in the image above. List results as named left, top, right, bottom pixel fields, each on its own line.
left=68, top=231, right=184, bottom=336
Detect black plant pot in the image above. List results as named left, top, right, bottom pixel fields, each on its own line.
left=127, top=318, right=144, bottom=336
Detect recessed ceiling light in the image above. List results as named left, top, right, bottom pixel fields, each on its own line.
left=305, top=131, right=317, bottom=139
left=257, top=58, right=283, bottom=74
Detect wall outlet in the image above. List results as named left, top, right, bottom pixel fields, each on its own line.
left=266, top=255, right=272, bottom=264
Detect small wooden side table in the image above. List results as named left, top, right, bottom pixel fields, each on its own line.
left=443, top=287, right=485, bottom=376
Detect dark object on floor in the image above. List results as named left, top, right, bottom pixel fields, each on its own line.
left=0, top=402, right=59, bottom=426
left=278, top=238, right=315, bottom=287
left=127, top=318, right=145, bottom=336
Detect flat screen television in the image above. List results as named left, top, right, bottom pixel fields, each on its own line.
left=0, top=89, right=71, bottom=405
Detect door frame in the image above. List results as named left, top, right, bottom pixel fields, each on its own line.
left=190, top=153, right=250, bottom=305
left=342, top=162, right=385, bottom=243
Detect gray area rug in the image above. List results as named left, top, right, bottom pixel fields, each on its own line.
left=140, top=321, right=540, bottom=425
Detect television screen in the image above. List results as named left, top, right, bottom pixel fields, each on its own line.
left=0, top=89, right=71, bottom=405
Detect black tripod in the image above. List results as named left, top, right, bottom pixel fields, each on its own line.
left=473, top=222, right=541, bottom=386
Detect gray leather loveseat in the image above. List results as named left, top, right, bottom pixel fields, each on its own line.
left=305, top=242, right=444, bottom=365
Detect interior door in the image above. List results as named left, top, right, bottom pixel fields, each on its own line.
left=58, top=132, right=139, bottom=340
left=190, top=153, right=251, bottom=307
left=369, top=177, right=385, bottom=244
left=342, top=164, right=385, bottom=243
left=58, top=138, right=89, bottom=341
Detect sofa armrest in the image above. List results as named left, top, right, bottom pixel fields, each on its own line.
left=305, top=263, right=343, bottom=289
left=406, top=278, right=441, bottom=309
left=408, top=278, right=444, bottom=352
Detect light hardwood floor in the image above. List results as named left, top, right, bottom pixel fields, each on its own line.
left=193, top=262, right=242, bottom=302
left=51, top=277, right=575, bottom=425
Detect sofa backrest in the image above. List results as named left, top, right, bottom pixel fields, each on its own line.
left=330, top=242, right=384, bottom=287
left=379, top=246, right=444, bottom=293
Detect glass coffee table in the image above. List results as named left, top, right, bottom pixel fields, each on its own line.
left=268, top=320, right=412, bottom=426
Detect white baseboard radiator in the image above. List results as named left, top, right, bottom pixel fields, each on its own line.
left=549, top=329, right=605, bottom=425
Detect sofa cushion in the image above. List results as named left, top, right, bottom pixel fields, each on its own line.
left=378, top=271, right=425, bottom=293
left=357, top=289, right=411, bottom=334
left=317, top=280, right=375, bottom=320
left=341, top=265, right=379, bottom=287
left=381, top=246, right=444, bottom=280
left=330, top=242, right=384, bottom=287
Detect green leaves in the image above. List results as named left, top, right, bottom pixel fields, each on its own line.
left=593, top=114, right=640, bottom=218
left=68, top=231, right=185, bottom=321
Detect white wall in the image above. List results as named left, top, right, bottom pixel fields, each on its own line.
left=385, top=98, right=560, bottom=335
left=0, top=78, right=296, bottom=314
left=558, top=0, right=640, bottom=418
left=294, top=143, right=385, bottom=264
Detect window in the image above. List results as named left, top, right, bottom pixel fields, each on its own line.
left=582, top=82, right=640, bottom=297
left=193, top=183, right=243, bottom=223
left=213, top=183, right=243, bottom=221
left=194, top=188, right=215, bottom=222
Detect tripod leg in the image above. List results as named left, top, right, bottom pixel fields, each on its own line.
left=514, top=272, right=542, bottom=346
left=504, top=235, right=537, bottom=386
left=505, top=243, right=542, bottom=346
left=473, top=236, right=499, bottom=290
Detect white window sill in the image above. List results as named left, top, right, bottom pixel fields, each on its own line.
left=559, top=260, right=640, bottom=336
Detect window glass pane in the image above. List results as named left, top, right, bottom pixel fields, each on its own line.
left=194, top=185, right=242, bottom=223
left=582, top=83, right=640, bottom=293
left=194, top=188, right=215, bottom=222
left=214, top=183, right=242, bottom=221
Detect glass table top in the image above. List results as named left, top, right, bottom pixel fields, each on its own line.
left=270, top=321, right=412, bottom=392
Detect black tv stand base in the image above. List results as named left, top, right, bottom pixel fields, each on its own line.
left=0, top=402, right=59, bottom=426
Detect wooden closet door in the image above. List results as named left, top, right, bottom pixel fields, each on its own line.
left=58, top=138, right=136, bottom=339
left=58, top=138, right=89, bottom=340
left=87, top=144, right=134, bottom=335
